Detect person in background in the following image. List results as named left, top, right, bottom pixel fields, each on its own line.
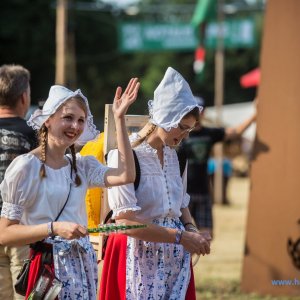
left=207, top=140, right=233, bottom=205
left=100, top=67, right=211, bottom=300
left=0, top=64, right=37, bottom=300
left=177, top=97, right=256, bottom=238
left=0, top=79, right=140, bottom=298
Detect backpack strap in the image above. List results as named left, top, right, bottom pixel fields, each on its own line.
left=133, top=149, right=140, bottom=191
left=105, top=149, right=140, bottom=191
left=132, top=148, right=186, bottom=190
left=176, top=149, right=187, bottom=177
left=103, top=149, right=140, bottom=225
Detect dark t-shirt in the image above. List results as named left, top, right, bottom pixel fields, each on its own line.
left=177, top=126, right=225, bottom=194
left=0, top=117, right=37, bottom=210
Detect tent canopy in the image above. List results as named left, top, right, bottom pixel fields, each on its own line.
left=204, top=102, right=256, bottom=141
left=240, top=68, right=260, bottom=88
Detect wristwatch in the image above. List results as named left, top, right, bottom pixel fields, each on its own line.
left=174, top=229, right=183, bottom=244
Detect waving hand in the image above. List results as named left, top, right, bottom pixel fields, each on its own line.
left=113, top=78, right=140, bottom=118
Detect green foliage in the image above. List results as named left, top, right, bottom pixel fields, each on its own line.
left=0, top=0, right=56, bottom=103
left=0, top=0, right=263, bottom=129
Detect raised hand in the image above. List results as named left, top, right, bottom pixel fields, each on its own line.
left=113, top=78, right=140, bottom=118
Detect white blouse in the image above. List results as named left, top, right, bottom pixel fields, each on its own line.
left=107, top=133, right=190, bottom=221
left=0, top=153, right=109, bottom=226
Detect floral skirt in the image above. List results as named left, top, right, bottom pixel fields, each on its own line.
left=100, top=217, right=196, bottom=300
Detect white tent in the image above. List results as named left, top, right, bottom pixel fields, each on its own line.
left=204, top=101, right=256, bottom=142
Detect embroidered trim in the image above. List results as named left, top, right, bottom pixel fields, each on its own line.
left=112, top=206, right=141, bottom=218
left=1, top=202, right=24, bottom=220
left=90, top=165, right=110, bottom=187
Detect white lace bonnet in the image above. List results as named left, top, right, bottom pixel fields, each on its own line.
left=27, top=85, right=99, bottom=145
left=148, top=67, right=202, bottom=131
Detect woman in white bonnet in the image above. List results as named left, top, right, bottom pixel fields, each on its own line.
left=100, top=68, right=211, bottom=300
left=0, top=78, right=140, bottom=298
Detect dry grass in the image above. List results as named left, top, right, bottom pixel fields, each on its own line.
left=193, top=177, right=298, bottom=300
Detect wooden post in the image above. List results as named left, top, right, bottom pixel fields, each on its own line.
left=213, top=0, right=225, bottom=204
left=55, top=0, right=67, bottom=85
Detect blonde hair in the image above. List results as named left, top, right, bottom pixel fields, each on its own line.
left=39, top=125, right=47, bottom=179
left=131, top=122, right=156, bottom=148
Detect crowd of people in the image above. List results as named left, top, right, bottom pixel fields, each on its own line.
left=0, top=63, right=254, bottom=299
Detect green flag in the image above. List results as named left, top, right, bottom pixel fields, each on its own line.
left=191, top=0, right=217, bottom=26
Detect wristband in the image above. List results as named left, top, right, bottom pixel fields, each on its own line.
left=47, top=222, right=54, bottom=237
left=174, top=229, right=183, bottom=244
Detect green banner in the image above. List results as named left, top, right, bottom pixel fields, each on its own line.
left=118, top=22, right=199, bottom=52
left=118, top=18, right=255, bottom=52
left=204, top=18, right=255, bottom=49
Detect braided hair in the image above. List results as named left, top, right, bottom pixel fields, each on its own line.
left=131, top=122, right=156, bottom=148
left=69, top=144, right=82, bottom=186
left=38, top=124, right=48, bottom=178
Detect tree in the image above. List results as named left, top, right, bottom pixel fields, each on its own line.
left=0, top=0, right=263, bottom=129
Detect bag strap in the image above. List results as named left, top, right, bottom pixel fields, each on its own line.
left=29, top=157, right=73, bottom=247
left=54, top=156, right=73, bottom=222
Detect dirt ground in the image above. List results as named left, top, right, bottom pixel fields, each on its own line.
left=193, top=177, right=298, bottom=300
left=97, top=176, right=297, bottom=299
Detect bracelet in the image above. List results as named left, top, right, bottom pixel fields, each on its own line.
left=174, top=229, right=183, bottom=244
left=47, top=222, right=54, bottom=237
left=184, top=222, right=195, bottom=228
left=184, top=222, right=199, bottom=233
left=187, top=227, right=199, bottom=233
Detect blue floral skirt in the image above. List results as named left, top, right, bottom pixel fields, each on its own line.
left=126, top=217, right=191, bottom=300
left=46, top=236, right=98, bottom=300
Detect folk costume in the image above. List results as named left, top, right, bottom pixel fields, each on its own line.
left=1, top=86, right=109, bottom=299
left=100, top=67, right=202, bottom=300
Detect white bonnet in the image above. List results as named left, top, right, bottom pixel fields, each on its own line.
left=27, top=85, right=99, bottom=145
left=148, top=67, right=202, bottom=131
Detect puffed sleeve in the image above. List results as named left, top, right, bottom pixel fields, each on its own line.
left=76, top=153, right=110, bottom=188
left=107, top=149, right=141, bottom=218
left=181, top=161, right=190, bottom=208
left=0, top=154, right=40, bottom=221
